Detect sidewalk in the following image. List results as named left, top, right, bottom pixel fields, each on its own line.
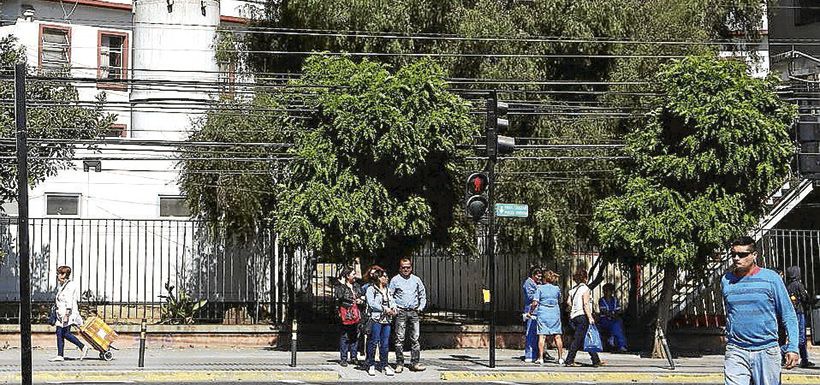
left=1, top=346, right=820, bottom=383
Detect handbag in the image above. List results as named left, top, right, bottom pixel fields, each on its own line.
left=583, top=324, right=604, bottom=353
left=339, top=304, right=361, bottom=325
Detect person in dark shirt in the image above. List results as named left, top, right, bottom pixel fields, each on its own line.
left=785, top=266, right=815, bottom=368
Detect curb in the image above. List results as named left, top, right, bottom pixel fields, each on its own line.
left=0, top=370, right=339, bottom=384
left=440, top=371, right=820, bottom=384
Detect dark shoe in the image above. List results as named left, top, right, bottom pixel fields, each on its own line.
left=800, top=361, right=816, bottom=368
left=593, top=360, right=607, bottom=367
left=565, top=362, right=580, bottom=367
left=409, top=363, right=426, bottom=372
left=340, top=360, right=348, bottom=367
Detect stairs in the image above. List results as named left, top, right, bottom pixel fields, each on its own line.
left=669, top=178, right=815, bottom=319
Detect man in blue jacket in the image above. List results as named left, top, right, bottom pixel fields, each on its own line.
left=722, top=236, right=799, bottom=385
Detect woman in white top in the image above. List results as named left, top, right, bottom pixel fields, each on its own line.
left=563, top=267, right=603, bottom=367
left=50, top=266, right=88, bottom=362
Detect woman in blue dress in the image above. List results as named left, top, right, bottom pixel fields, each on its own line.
left=528, top=270, right=564, bottom=365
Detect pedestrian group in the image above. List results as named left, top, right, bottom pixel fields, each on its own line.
left=333, top=258, right=427, bottom=376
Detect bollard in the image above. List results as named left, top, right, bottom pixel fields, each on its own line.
left=290, top=319, right=297, bottom=367
left=138, top=319, right=146, bottom=368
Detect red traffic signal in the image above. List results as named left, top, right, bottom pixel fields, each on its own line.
left=466, top=172, right=488, bottom=195
left=465, top=172, right=489, bottom=221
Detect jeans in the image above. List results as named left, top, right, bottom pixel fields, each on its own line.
left=524, top=318, right=539, bottom=360
left=394, top=309, right=421, bottom=365
left=367, top=321, right=391, bottom=369
left=598, top=317, right=627, bottom=350
left=339, top=323, right=359, bottom=362
left=56, top=326, right=84, bottom=356
left=780, top=312, right=810, bottom=365
left=565, top=315, right=600, bottom=365
left=725, top=345, right=781, bottom=385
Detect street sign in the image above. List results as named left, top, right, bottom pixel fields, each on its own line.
left=495, top=203, right=528, bottom=218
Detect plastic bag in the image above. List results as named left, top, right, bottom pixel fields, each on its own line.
left=583, top=324, right=603, bottom=352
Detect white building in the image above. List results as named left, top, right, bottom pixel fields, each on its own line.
left=0, top=0, right=252, bottom=220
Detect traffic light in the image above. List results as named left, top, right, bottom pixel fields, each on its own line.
left=485, top=100, right=515, bottom=160
left=465, top=172, right=489, bottom=221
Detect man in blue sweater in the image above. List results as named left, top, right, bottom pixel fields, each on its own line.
left=390, top=258, right=427, bottom=373
left=722, top=236, right=800, bottom=385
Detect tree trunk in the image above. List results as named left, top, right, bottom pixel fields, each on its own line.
left=650, top=263, right=677, bottom=358
left=625, top=263, right=641, bottom=322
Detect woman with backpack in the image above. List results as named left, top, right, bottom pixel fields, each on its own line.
left=334, top=267, right=363, bottom=367
left=365, top=267, right=397, bottom=376
left=564, top=267, right=604, bottom=367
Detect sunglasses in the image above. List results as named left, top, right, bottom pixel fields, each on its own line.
left=732, top=251, right=754, bottom=258
left=400, top=266, right=412, bottom=270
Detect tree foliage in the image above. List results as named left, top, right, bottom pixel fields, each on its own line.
left=593, top=56, right=796, bottom=269
left=0, top=36, right=114, bottom=206
left=180, top=56, right=477, bottom=260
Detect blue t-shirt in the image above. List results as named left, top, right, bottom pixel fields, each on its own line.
left=721, top=267, right=798, bottom=353
left=522, top=277, right=538, bottom=313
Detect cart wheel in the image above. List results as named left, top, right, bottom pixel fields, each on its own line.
left=102, top=351, right=114, bottom=361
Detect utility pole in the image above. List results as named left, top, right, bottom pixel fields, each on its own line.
left=15, top=63, right=32, bottom=385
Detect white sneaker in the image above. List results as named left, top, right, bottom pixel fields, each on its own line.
left=49, top=356, right=64, bottom=362
left=384, top=366, right=395, bottom=376
left=79, top=346, right=89, bottom=361
left=524, top=358, right=533, bottom=363
left=367, top=366, right=377, bottom=376
left=558, top=358, right=565, bottom=365
left=534, top=359, right=543, bottom=365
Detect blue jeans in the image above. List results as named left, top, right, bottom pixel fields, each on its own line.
left=56, top=326, right=84, bottom=356
left=780, top=312, right=810, bottom=364
left=367, top=321, right=391, bottom=369
left=524, top=318, right=539, bottom=360
left=599, top=317, right=627, bottom=350
left=339, top=323, right=359, bottom=362
left=725, top=345, right=781, bottom=385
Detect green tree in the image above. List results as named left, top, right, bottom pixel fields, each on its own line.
left=0, top=36, right=114, bottom=208
left=181, top=56, right=477, bottom=264
left=592, top=56, right=796, bottom=356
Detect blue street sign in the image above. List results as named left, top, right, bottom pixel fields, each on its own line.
left=495, top=203, right=528, bottom=218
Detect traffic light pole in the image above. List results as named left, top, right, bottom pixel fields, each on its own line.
left=486, top=91, right=498, bottom=368
left=15, top=63, right=32, bottom=385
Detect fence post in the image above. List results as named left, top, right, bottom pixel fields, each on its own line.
left=138, top=319, right=147, bottom=367
left=290, top=318, right=297, bottom=367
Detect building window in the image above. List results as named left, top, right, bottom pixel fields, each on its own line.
left=46, top=194, right=80, bottom=216
left=159, top=196, right=190, bottom=217
left=100, top=124, right=127, bottom=138
left=98, top=32, right=128, bottom=87
left=39, top=25, right=71, bottom=72
left=795, top=0, right=820, bottom=26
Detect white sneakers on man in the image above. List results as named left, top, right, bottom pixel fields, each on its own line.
left=49, top=356, right=64, bottom=362
left=367, top=366, right=377, bottom=376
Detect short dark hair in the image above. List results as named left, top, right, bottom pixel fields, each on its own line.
left=338, top=267, right=354, bottom=280
left=572, top=266, right=588, bottom=284
left=603, top=283, right=616, bottom=293
left=529, top=266, right=543, bottom=277
left=57, top=265, right=71, bottom=279
left=731, top=236, right=756, bottom=251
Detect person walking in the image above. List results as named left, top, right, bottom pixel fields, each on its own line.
left=529, top=270, right=564, bottom=365
left=389, top=258, right=427, bottom=373
left=365, top=268, right=397, bottom=376
left=522, top=266, right=542, bottom=363
left=50, top=265, right=89, bottom=362
left=785, top=265, right=815, bottom=368
left=598, top=283, right=628, bottom=352
left=334, top=267, right=363, bottom=367
left=722, top=236, right=800, bottom=385
left=564, top=267, right=603, bottom=367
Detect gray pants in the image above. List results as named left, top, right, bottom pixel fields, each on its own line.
left=394, top=309, right=421, bottom=365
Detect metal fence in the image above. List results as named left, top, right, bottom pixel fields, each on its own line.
left=0, top=218, right=290, bottom=325
left=1, top=217, right=815, bottom=326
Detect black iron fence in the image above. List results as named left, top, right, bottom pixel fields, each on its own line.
left=1, top=217, right=816, bottom=327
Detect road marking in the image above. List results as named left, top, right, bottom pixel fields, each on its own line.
left=47, top=382, right=136, bottom=384
left=279, top=381, right=306, bottom=384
